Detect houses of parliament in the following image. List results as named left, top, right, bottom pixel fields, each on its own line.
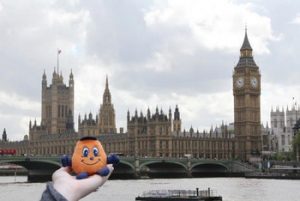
left=0, top=31, right=262, bottom=161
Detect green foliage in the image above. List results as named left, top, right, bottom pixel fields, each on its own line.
left=292, top=132, right=300, bottom=160
left=274, top=152, right=284, bottom=161
left=272, top=151, right=294, bottom=161
left=293, top=133, right=300, bottom=147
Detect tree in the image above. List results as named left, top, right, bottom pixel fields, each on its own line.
left=292, top=132, right=300, bottom=161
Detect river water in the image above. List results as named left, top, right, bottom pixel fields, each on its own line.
left=0, top=176, right=300, bottom=201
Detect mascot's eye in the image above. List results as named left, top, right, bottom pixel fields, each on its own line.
left=82, top=147, right=89, bottom=157
left=93, top=147, right=99, bottom=156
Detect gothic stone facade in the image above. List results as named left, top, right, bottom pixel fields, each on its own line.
left=1, top=107, right=234, bottom=160
left=0, top=71, right=235, bottom=160
left=126, top=107, right=234, bottom=158
left=1, top=31, right=265, bottom=161
left=270, top=106, right=298, bottom=152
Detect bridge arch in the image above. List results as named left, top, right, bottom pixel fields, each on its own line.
left=0, top=159, right=61, bottom=182
left=140, top=161, right=187, bottom=178
left=191, top=162, right=228, bottom=177
left=0, top=159, right=61, bottom=169
left=111, top=161, right=135, bottom=179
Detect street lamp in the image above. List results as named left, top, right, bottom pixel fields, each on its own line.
left=295, top=100, right=298, bottom=125
left=292, top=98, right=300, bottom=161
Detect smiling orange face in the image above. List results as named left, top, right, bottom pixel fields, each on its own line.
left=71, top=137, right=107, bottom=175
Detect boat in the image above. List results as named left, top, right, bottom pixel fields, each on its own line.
left=135, top=188, right=222, bottom=201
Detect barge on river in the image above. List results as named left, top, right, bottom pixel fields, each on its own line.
left=135, top=188, right=222, bottom=201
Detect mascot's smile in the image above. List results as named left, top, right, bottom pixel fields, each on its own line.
left=81, top=158, right=101, bottom=166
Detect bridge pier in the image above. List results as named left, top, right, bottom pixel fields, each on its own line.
left=28, top=169, right=54, bottom=182
left=134, top=157, right=140, bottom=178
left=187, top=158, right=192, bottom=178
left=0, top=157, right=61, bottom=182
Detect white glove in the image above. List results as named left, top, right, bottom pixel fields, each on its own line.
left=52, top=164, right=114, bottom=201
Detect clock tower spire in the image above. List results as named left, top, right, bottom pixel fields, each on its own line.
left=233, top=29, right=262, bottom=161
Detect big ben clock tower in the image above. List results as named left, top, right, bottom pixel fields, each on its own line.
left=233, top=29, right=262, bottom=161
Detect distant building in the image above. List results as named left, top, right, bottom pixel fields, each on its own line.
left=270, top=106, right=298, bottom=152
left=1, top=31, right=264, bottom=161
left=0, top=69, right=235, bottom=159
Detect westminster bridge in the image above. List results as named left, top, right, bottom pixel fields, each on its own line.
left=0, top=156, right=256, bottom=182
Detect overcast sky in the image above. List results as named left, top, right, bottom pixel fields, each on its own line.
left=1, top=0, right=300, bottom=140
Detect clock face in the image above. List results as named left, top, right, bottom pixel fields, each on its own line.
left=235, top=77, right=244, bottom=88
left=251, top=77, right=258, bottom=88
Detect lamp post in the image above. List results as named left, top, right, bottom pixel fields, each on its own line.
left=293, top=98, right=299, bottom=161
left=297, top=101, right=298, bottom=162
left=295, top=100, right=298, bottom=126
left=293, top=119, right=300, bottom=162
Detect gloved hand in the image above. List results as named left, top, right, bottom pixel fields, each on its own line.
left=52, top=164, right=114, bottom=201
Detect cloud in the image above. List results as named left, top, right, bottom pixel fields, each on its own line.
left=71, top=0, right=283, bottom=135
left=0, top=91, right=39, bottom=112
left=291, top=13, right=300, bottom=24
left=0, top=0, right=89, bottom=97
left=0, top=0, right=89, bottom=140
left=145, top=52, right=172, bottom=72
left=1, top=0, right=298, bottom=141
left=0, top=90, right=39, bottom=140
left=144, top=0, right=277, bottom=54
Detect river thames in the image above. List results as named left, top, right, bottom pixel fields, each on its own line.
left=0, top=176, right=300, bottom=201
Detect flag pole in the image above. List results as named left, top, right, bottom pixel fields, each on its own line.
left=57, top=49, right=59, bottom=74
left=57, top=49, right=62, bottom=74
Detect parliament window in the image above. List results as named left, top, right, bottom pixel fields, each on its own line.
left=58, top=105, right=60, bottom=117
left=281, top=135, right=285, bottom=145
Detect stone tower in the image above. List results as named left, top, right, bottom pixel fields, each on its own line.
left=233, top=29, right=262, bottom=161
left=173, top=105, right=181, bottom=134
left=271, top=107, right=285, bottom=131
left=41, top=70, right=74, bottom=134
left=269, top=105, right=297, bottom=152
left=2, top=128, right=7, bottom=142
left=98, top=76, right=117, bottom=133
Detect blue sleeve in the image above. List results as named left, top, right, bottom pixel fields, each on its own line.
left=40, top=182, right=68, bottom=201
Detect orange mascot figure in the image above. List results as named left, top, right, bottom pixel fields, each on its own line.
left=61, top=136, right=119, bottom=179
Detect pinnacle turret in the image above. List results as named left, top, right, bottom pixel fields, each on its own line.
left=105, top=75, right=108, bottom=90
left=69, top=69, right=74, bottom=88
left=240, top=28, right=252, bottom=51
left=42, top=70, right=47, bottom=80
left=174, top=105, right=180, bottom=120
left=127, top=110, right=130, bottom=121
left=147, top=107, right=151, bottom=119
left=235, top=28, right=258, bottom=68
left=2, top=128, right=7, bottom=142
left=102, top=76, right=112, bottom=104
left=42, top=70, right=47, bottom=88
left=70, top=69, right=73, bottom=79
